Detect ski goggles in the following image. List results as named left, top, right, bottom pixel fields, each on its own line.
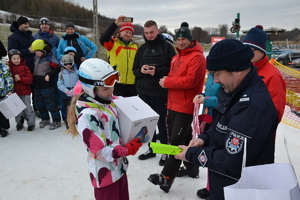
left=63, top=63, right=73, bottom=67
left=101, top=71, right=120, bottom=87
left=79, top=70, right=120, bottom=87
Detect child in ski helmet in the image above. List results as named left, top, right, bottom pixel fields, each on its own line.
left=67, top=58, right=142, bottom=200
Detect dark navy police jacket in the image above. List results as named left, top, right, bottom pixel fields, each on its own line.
left=186, top=67, right=278, bottom=200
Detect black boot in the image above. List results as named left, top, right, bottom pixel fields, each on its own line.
left=197, top=188, right=210, bottom=199
left=0, top=128, right=8, bottom=137
left=138, top=148, right=156, bottom=160
left=148, top=173, right=174, bottom=193
left=176, top=166, right=199, bottom=178
left=16, top=123, right=24, bottom=131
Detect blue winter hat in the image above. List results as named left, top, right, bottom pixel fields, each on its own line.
left=242, top=25, right=267, bottom=53
left=207, top=39, right=254, bottom=72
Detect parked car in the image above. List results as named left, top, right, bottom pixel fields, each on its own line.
left=288, top=58, right=300, bottom=68
left=276, top=51, right=300, bottom=65
left=272, top=45, right=280, bottom=51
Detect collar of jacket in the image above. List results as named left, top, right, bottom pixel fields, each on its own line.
left=38, top=28, right=55, bottom=36
left=216, top=66, right=259, bottom=113
left=143, top=34, right=164, bottom=46
left=63, top=32, right=80, bottom=40
left=79, top=93, right=112, bottom=107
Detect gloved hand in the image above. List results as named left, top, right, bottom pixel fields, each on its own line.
left=66, top=89, right=74, bottom=97
left=112, top=138, right=142, bottom=158
left=124, top=138, right=142, bottom=156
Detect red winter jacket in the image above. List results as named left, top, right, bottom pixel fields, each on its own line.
left=164, top=41, right=206, bottom=114
left=254, top=56, right=286, bottom=122
left=9, top=60, right=33, bottom=96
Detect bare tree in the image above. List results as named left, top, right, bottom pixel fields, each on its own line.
left=219, top=24, right=228, bottom=38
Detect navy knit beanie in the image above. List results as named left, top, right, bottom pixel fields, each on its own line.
left=65, top=22, right=75, bottom=30
left=207, top=39, right=254, bottom=72
left=242, top=25, right=267, bottom=53
left=17, top=16, right=29, bottom=26
left=175, top=22, right=193, bottom=42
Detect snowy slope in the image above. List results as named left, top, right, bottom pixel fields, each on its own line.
left=0, top=117, right=299, bottom=200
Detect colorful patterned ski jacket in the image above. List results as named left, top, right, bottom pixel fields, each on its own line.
left=0, top=64, right=14, bottom=97
left=75, top=94, right=128, bottom=188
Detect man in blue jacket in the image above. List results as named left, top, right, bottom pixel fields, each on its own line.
left=34, top=17, right=60, bottom=58
left=175, top=39, right=278, bottom=200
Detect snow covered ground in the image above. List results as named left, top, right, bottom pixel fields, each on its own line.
left=0, top=117, right=299, bottom=200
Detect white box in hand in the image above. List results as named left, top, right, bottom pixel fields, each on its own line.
left=0, top=93, right=26, bottom=119
left=114, top=96, right=159, bottom=143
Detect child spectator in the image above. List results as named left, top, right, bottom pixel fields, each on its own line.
left=57, top=54, right=78, bottom=129
left=63, top=46, right=78, bottom=69
left=67, top=58, right=142, bottom=200
left=31, top=39, right=61, bottom=130
left=8, top=49, right=35, bottom=131
left=0, top=58, right=14, bottom=137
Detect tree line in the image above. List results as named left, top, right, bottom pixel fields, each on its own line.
left=0, top=0, right=299, bottom=43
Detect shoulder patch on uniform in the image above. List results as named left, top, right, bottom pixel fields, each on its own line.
left=226, top=131, right=245, bottom=154
left=198, top=150, right=208, bottom=167
left=239, top=93, right=250, bottom=102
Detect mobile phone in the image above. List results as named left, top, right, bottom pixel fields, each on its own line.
left=123, top=17, right=133, bottom=23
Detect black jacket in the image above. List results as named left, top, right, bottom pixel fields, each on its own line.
left=0, top=40, right=7, bottom=57
left=133, top=34, right=176, bottom=97
left=186, top=67, right=278, bottom=200
left=8, top=21, right=35, bottom=72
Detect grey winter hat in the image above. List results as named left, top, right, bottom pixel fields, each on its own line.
left=61, top=54, right=74, bottom=67
left=39, top=17, right=50, bottom=25
left=65, top=22, right=75, bottom=30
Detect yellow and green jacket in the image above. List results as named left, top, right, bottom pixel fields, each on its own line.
left=99, top=23, right=138, bottom=85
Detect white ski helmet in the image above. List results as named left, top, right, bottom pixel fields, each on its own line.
left=78, top=58, right=119, bottom=98
left=162, top=33, right=174, bottom=44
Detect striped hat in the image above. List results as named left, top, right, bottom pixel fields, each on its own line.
left=120, top=22, right=134, bottom=34
left=242, top=25, right=267, bottom=53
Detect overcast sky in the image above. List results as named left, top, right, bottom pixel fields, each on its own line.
left=75, top=0, right=299, bottom=33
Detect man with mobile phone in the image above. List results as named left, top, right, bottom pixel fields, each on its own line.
left=133, top=20, right=176, bottom=166
left=99, top=15, right=138, bottom=97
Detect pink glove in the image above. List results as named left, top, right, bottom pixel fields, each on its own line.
left=112, top=138, right=142, bottom=158
left=66, top=90, right=74, bottom=97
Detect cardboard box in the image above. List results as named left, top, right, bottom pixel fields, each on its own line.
left=0, top=93, right=26, bottom=119
left=114, top=96, right=159, bottom=143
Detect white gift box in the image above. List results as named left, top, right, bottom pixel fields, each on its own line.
left=113, top=96, right=159, bottom=143
left=0, top=93, right=26, bottom=119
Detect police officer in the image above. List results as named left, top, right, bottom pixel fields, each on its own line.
left=175, top=39, right=279, bottom=200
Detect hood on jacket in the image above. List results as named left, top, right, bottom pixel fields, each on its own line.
left=10, top=21, right=19, bottom=33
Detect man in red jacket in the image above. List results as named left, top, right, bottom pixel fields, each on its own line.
left=242, top=25, right=286, bottom=122
left=148, top=22, right=206, bottom=193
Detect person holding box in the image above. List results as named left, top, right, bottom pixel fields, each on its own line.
left=67, top=58, right=142, bottom=200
